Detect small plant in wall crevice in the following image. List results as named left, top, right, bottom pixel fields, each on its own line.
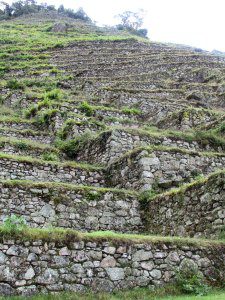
left=2, top=214, right=27, bottom=233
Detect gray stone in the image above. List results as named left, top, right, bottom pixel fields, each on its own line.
left=133, top=250, right=153, bottom=261
left=166, top=252, right=180, bottom=264
left=35, top=268, right=59, bottom=284
left=59, top=247, right=71, bottom=256
left=106, top=267, right=125, bottom=281
left=92, top=278, right=114, bottom=292
left=39, top=204, right=55, bottom=218
left=17, top=285, right=37, bottom=296
left=100, top=256, right=116, bottom=268
left=0, top=283, right=14, bottom=296
left=64, top=284, right=86, bottom=292
left=24, top=267, right=35, bottom=280
left=150, top=269, right=162, bottom=279
left=0, top=251, right=7, bottom=264
left=6, top=245, right=19, bottom=256
left=141, top=261, right=154, bottom=271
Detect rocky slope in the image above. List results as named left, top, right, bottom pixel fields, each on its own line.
left=0, top=12, right=224, bottom=296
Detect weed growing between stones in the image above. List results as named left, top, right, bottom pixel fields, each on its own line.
left=175, top=259, right=210, bottom=296
left=2, top=215, right=27, bottom=234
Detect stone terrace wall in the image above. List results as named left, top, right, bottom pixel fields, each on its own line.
left=144, top=172, right=225, bottom=239
left=107, top=149, right=225, bottom=191
left=0, top=238, right=224, bottom=296
left=0, top=158, right=104, bottom=187
left=76, top=130, right=224, bottom=165
left=0, top=183, right=142, bottom=233
left=0, top=130, right=52, bottom=145
left=156, top=109, right=220, bottom=131
left=0, top=143, right=55, bottom=159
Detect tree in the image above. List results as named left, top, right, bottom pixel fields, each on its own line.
left=115, top=9, right=148, bottom=38
left=58, top=4, right=65, bottom=13
left=0, top=1, right=13, bottom=17
left=73, top=7, right=91, bottom=22
left=0, top=1, right=91, bottom=22
left=116, top=9, right=145, bottom=30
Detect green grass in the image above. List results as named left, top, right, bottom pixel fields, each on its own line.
left=0, top=226, right=224, bottom=246
left=140, top=169, right=225, bottom=202
left=1, top=288, right=224, bottom=300
left=0, top=151, right=103, bottom=171
left=0, top=179, right=137, bottom=197
left=0, top=136, right=58, bottom=152
left=111, top=145, right=225, bottom=166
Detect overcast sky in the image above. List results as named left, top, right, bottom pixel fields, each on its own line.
left=5, top=0, right=225, bottom=51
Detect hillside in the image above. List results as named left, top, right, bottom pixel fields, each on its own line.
left=0, top=12, right=224, bottom=297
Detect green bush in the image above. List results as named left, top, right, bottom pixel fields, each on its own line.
left=176, top=259, right=210, bottom=295
left=122, top=107, right=141, bottom=115
left=42, top=152, right=59, bottom=161
left=36, top=109, right=58, bottom=126
left=24, top=105, right=38, bottom=118
left=79, top=101, right=94, bottom=117
left=6, top=79, right=25, bottom=90
left=44, top=89, right=61, bottom=101
left=3, top=214, right=27, bottom=233
left=58, top=132, right=92, bottom=158
left=14, top=141, right=29, bottom=150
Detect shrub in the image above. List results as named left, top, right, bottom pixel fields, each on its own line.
left=36, top=109, right=58, bottom=126
left=176, top=259, right=210, bottom=295
left=122, top=107, right=141, bottom=115
left=79, top=101, right=94, bottom=117
left=6, top=79, right=24, bottom=90
left=3, top=214, right=27, bottom=233
left=58, top=132, right=92, bottom=158
left=44, top=89, right=61, bottom=101
left=42, top=152, right=59, bottom=161
left=24, top=105, right=38, bottom=118
left=14, top=141, right=29, bottom=150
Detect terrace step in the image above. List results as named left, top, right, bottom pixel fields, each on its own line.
left=143, top=171, right=225, bottom=239
left=156, top=107, right=223, bottom=130
left=73, top=128, right=225, bottom=165
left=0, top=127, right=53, bottom=144
left=0, top=228, right=223, bottom=294
left=106, top=146, right=225, bottom=191
left=0, top=116, right=38, bottom=131
left=0, top=180, right=141, bottom=233
left=0, top=153, right=105, bottom=187
left=0, top=136, right=59, bottom=159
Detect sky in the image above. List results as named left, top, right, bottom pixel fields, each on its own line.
left=4, top=0, right=225, bottom=51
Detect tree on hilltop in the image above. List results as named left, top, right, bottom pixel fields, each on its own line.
left=0, top=1, right=91, bottom=22
left=115, top=9, right=148, bottom=38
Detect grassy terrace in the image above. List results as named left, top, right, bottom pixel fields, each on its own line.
left=0, top=152, right=103, bottom=171
left=120, top=126, right=225, bottom=148
left=0, top=127, right=50, bottom=137
left=0, top=10, right=225, bottom=298
left=111, top=145, right=225, bottom=163
left=1, top=289, right=225, bottom=300
left=0, top=179, right=137, bottom=197
left=0, top=17, right=141, bottom=79
left=0, top=136, right=58, bottom=152
left=140, top=169, right=225, bottom=201
left=0, top=226, right=224, bottom=246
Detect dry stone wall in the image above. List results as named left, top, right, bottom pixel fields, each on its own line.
left=107, top=149, right=225, bottom=191
left=0, top=183, right=142, bottom=233
left=76, top=129, right=224, bottom=165
left=144, top=173, right=225, bottom=238
left=0, top=158, right=104, bottom=187
left=0, top=143, right=55, bottom=159
left=156, top=109, right=220, bottom=130
left=0, top=238, right=224, bottom=296
left=0, top=130, right=52, bottom=144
